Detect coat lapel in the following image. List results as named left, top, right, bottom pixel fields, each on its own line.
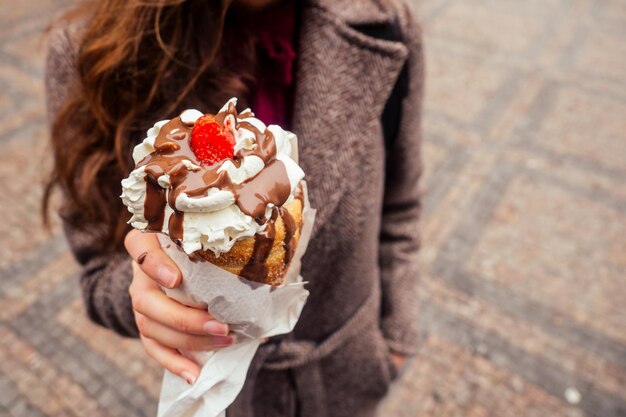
left=292, top=0, right=409, bottom=236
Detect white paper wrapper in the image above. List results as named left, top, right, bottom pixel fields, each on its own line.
left=155, top=183, right=316, bottom=417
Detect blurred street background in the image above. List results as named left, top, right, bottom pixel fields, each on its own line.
left=1, top=0, right=625, bottom=416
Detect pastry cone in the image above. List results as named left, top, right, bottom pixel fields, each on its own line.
left=192, top=197, right=303, bottom=286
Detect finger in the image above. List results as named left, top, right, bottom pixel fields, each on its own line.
left=125, top=229, right=181, bottom=288
left=130, top=270, right=228, bottom=336
left=141, top=335, right=200, bottom=384
left=136, top=313, right=234, bottom=351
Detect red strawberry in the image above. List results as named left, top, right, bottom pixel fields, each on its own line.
left=190, top=115, right=235, bottom=166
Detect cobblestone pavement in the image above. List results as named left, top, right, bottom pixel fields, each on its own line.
left=1, top=0, right=625, bottom=416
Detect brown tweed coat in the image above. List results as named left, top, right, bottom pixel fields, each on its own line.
left=45, top=0, right=424, bottom=416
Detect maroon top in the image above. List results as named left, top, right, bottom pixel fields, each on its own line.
left=232, top=0, right=297, bottom=128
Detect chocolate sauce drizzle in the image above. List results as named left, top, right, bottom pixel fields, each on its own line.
left=138, top=102, right=297, bottom=282
left=240, top=207, right=279, bottom=280
left=278, top=207, right=297, bottom=265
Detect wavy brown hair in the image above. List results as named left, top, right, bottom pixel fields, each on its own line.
left=43, top=0, right=253, bottom=250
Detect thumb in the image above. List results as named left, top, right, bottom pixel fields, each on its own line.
left=125, top=230, right=182, bottom=288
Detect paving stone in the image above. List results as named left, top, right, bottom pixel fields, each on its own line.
left=8, top=398, right=47, bottom=417
left=0, top=375, right=20, bottom=407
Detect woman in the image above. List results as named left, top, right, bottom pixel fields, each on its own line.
left=44, top=0, right=424, bottom=416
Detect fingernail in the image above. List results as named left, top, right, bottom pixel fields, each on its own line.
left=137, top=252, right=148, bottom=264
left=156, top=265, right=178, bottom=288
left=203, top=321, right=229, bottom=336
left=181, top=371, right=196, bottom=385
left=214, top=335, right=234, bottom=346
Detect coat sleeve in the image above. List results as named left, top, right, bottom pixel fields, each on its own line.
left=45, top=25, right=139, bottom=337
left=379, top=4, right=425, bottom=355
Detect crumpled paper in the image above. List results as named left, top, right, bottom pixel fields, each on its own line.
left=155, top=183, right=315, bottom=417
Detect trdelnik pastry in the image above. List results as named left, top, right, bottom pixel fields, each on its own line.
left=121, top=98, right=306, bottom=285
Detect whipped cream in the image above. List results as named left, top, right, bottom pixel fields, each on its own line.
left=121, top=98, right=304, bottom=256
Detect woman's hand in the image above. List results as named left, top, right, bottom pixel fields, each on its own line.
left=125, top=230, right=233, bottom=384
